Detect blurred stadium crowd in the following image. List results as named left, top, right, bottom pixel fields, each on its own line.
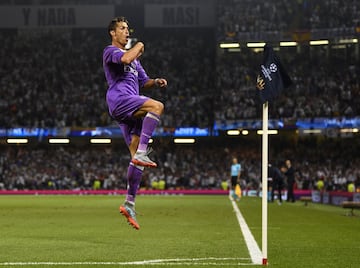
left=1, top=29, right=359, bottom=128
left=0, top=30, right=108, bottom=128
left=217, top=0, right=360, bottom=38
left=1, top=140, right=359, bottom=192
left=0, top=0, right=359, bottom=192
left=216, top=49, right=359, bottom=121
left=1, top=2, right=359, bottom=128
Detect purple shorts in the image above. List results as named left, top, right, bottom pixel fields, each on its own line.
left=109, top=94, right=149, bottom=122
left=118, top=118, right=143, bottom=146
left=108, top=95, right=149, bottom=146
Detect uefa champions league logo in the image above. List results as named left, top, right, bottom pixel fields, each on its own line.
left=269, top=63, right=277, bottom=72
left=260, top=62, right=278, bottom=83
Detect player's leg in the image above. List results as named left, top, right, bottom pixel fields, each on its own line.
left=277, top=183, right=283, bottom=204
left=271, top=186, right=275, bottom=202
left=278, top=182, right=282, bottom=203
left=132, top=98, right=164, bottom=167
left=125, top=134, right=144, bottom=205
left=118, top=122, right=143, bottom=230
left=286, top=184, right=290, bottom=202
left=111, top=96, right=162, bottom=167
left=120, top=160, right=143, bottom=230
left=111, top=97, right=162, bottom=228
left=290, top=182, right=295, bottom=202
left=230, top=176, right=237, bottom=200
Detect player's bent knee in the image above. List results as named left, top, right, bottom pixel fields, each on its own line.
left=152, top=101, right=164, bottom=115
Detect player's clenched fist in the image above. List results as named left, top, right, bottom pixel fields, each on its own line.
left=154, top=78, right=167, bottom=88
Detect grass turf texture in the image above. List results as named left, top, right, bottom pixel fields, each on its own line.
left=0, top=195, right=358, bottom=268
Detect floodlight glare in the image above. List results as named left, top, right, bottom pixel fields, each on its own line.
left=48, top=138, right=70, bottom=144
left=257, top=130, right=278, bottom=135
left=227, top=130, right=240, bottom=136
left=310, top=40, right=329, bottom=45
left=7, top=138, right=28, bottom=144
left=247, top=42, right=266, bottom=48
left=90, top=138, right=112, bottom=144
left=280, top=41, right=297, bottom=47
left=219, top=43, right=240, bottom=49
left=174, top=138, right=195, bottom=144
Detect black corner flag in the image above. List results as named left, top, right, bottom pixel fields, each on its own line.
left=257, top=45, right=292, bottom=104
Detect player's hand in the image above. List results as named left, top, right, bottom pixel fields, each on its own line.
left=154, top=78, right=167, bottom=88
left=135, top=42, right=144, bottom=58
left=256, top=75, right=265, bottom=90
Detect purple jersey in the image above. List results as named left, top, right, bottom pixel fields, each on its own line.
left=103, top=45, right=150, bottom=121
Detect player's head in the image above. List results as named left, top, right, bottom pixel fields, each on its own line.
left=232, top=157, right=238, bottom=164
left=108, top=17, right=130, bottom=47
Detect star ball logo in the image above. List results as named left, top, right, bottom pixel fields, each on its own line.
left=260, top=62, right=278, bottom=84
left=269, top=63, right=277, bottom=72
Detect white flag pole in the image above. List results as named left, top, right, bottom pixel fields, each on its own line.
left=261, top=101, right=269, bottom=266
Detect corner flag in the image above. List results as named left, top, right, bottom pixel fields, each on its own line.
left=257, top=45, right=292, bottom=104
left=257, top=44, right=292, bottom=266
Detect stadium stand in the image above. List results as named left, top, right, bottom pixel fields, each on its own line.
left=216, top=48, right=359, bottom=120
left=1, top=29, right=359, bottom=128
left=217, top=0, right=360, bottom=40
left=0, top=30, right=109, bottom=128
left=1, top=137, right=359, bottom=192
left=0, top=0, right=359, bottom=196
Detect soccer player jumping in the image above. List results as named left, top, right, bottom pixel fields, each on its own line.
left=103, top=17, right=167, bottom=230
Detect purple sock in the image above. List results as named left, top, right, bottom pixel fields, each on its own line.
left=126, top=163, right=143, bottom=203
left=138, top=112, right=160, bottom=152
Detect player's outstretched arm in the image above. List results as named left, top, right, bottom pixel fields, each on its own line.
left=143, top=78, right=168, bottom=89
left=121, top=42, right=144, bottom=65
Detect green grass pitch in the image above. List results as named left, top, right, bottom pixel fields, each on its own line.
left=0, top=195, right=359, bottom=268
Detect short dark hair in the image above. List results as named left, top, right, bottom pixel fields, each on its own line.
left=108, top=16, right=129, bottom=39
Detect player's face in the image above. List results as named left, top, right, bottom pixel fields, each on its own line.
left=112, top=21, right=130, bottom=48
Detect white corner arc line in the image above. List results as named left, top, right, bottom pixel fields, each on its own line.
left=230, top=197, right=263, bottom=265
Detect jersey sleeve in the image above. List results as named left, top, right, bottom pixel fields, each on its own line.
left=103, top=46, right=124, bottom=64
left=137, top=60, right=150, bottom=88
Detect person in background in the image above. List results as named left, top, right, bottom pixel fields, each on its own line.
left=269, top=163, right=284, bottom=205
left=230, top=157, right=241, bottom=200
left=284, top=159, right=296, bottom=202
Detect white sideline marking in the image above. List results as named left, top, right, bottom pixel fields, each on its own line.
left=0, top=257, right=255, bottom=266
left=230, top=197, right=263, bottom=265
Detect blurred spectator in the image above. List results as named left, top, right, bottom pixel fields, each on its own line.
left=217, top=0, right=360, bottom=39
left=1, top=19, right=359, bottom=129
left=1, top=137, right=359, bottom=192
left=0, top=2, right=359, bottom=194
